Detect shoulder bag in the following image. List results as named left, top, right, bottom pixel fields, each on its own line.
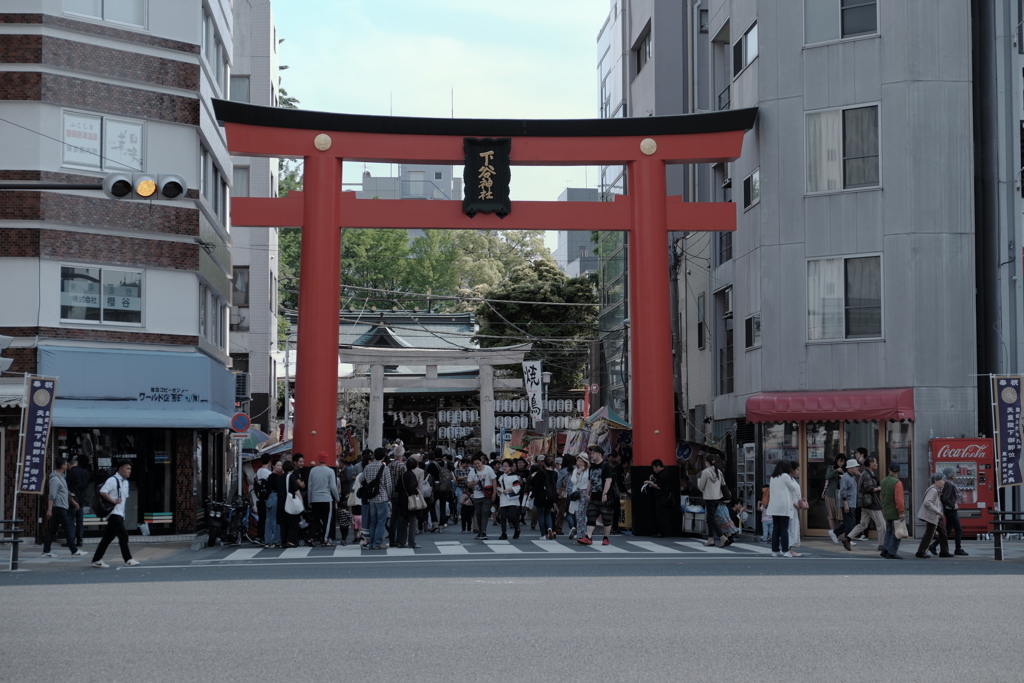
left=284, top=474, right=304, bottom=515
left=404, top=472, right=427, bottom=511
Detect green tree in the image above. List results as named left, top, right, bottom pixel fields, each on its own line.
left=474, top=260, right=598, bottom=389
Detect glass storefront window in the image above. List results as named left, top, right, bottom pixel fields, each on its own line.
left=806, top=421, right=840, bottom=529
left=844, top=421, right=879, bottom=460
left=763, top=423, right=799, bottom=473
left=885, top=421, right=914, bottom=515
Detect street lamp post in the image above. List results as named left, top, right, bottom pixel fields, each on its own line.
left=282, top=335, right=296, bottom=441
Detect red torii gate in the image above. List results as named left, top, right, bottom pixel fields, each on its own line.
left=215, top=100, right=755, bottom=532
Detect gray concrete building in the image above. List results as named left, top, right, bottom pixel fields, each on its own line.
left=228, top=0, right=280, bottom=434
left=552, top=187, right=600, bottom=278
left=596, top=0, right=1024, bottom=529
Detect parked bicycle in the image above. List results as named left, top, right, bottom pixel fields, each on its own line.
left=206, top=496, right=260, bottom=546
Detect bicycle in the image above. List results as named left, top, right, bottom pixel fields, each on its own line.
left=222, top=496, right=260, bottom=545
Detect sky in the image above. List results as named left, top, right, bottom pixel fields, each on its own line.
left=272, top=0, right=612, bottom=251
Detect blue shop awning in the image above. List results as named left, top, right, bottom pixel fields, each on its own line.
left=39, top=347, right=234, bottom=429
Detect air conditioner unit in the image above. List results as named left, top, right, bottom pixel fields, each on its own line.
left=724, top=162, right=732, bottom=184
left=230, top=309, right=243, bottom=326
left=234, top=371, right=251, bottom=400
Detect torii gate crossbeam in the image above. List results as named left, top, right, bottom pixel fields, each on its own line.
left=215, top=100, right=756, bottom=535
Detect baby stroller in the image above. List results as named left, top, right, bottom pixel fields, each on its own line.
left=298, top=507, right=325, bottom=547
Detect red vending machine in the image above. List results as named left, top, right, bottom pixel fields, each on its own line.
left=929, top=438, right=996, bottom=537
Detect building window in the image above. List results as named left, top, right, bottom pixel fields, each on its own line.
left=806, top=105, right=879, bottom=192
left=233, top=167, right=250, bottom=198
left=807, top=255, right=881, bottom=340
left=718, top=232, right=733, bottom=265
left=733, top=22, right=758, bottom=77
left=434, top=171, right=443, bottom=180
left=229, top=76, right=250, bottom=103
left=232, top=267, right=250, bottom=307
left=717, top=287, right=734, bottom=394
left=60, top=265, right=142, bottom=325
left=62, top=111, right=143, bottom=171
left=636, top=31, right=652, bottom=75
left=201, top=144, right=229, bottom=225
left=745, top=313, right=761, bottom=349
left=805, top=0, right=877, bottom=44
left=65, top=0, right=146, bottom=27
left=697, top=293, right=706, bottom=349
left=743, top=168, right=760, bottom=208
left=699, top=9, right=709, bottom=33
left=202, top=10, right=229, bottom=94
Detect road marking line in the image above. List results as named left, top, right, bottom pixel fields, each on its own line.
left=590, top=543, right=628, bottom=553
left=627, top=541, right=680, bottom=554
left=437, top=544, right=469, bottom=555
left=223, top=548, right=262, bottom=561
left=731, top=543, right=774, bottom=555
left=483, top=541, right=523, bottom=554
left=676, top=541, right=731, bottom=553
left=278, top=547, right=312, bottom=559
left=531, top=540, right=575, bottom=553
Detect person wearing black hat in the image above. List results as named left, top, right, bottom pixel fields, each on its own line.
left=880, top=462, right=906, bottom=559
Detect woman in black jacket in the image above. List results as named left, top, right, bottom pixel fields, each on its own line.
left=393, top=461, right=422, bottom=549
left=278, top=459, right=303, bottom=548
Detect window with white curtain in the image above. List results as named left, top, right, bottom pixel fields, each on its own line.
left=808, top=255, right=881, bottom=340
left=65, top=0, right=146, bottom=27
left=807, top=105, right=878, bottom=193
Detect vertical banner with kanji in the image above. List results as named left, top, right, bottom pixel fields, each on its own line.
left=991, top=375, right=1023, bottom=488
left=18, top=376, right=58, bottom=494
left=522, top=361, right=543, bottom=426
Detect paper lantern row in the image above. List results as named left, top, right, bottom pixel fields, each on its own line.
left=437, top=410, right=479, bottom=424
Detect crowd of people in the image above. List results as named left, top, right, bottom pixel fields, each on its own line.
left=250, top=444, right=636, bottom=550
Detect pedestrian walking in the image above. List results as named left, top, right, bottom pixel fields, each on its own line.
left=848, top=457, right=886, bottom=550
left=496, top=459, right=522, bottom=540
left=646, top=459, right=673, bottom=538
left=578, top=445, right=615, bottom=546
left=41, top=456, right=84, bottom=558
left=879, top=462, right=906, bottom=559
left=362, top=448, right=393, bottom=550
left=916, top=472, right=953, bottom=558
left=697, top=455, right=726, bottom=547
left=264, top=460, right=282, bottom=547
left=767, top=460, right=801, bottom=558
left=91, top=461, right=140, bottom=568
left=466, top=452, right=496, bottom=540
left=566, top=454, right=589, bottom=540
left=254, top=454, right=272, bottom=545
left=307, top=455, right=339, bottom=546
left=930, top=466, right=968, bottom=556
left=828, top=458, right=861, bottom=551
left=823, top=454, right=845, bottom=535
left=65, top=454, right=89, bottom=548
left=278, top=459, right=303, bottom=548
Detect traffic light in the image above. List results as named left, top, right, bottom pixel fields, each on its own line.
left=102, top=173, right=187, bottom=200
left=0, top=334, right=13, bottom=373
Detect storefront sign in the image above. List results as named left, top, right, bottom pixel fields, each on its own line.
left=18, top=376, right=58, bottom=494
left=62, top=112, right=101, bottom=168
left=522, top=361, right=543, bottom=425
left=991, top=375, right=1023, bottom=487
left=463, top=137, right=511, bottom=217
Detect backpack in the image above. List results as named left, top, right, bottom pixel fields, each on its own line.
left=254, top=475, right=270, bottom=502
left=93, top=476, right=117, bottom=518
left=356, top=463, right=386, bottom=500
left=436, top=465, right=453, bottom=495
left=543, top=471, right=558, bottom=504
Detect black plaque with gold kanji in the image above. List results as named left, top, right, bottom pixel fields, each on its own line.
left=463, top=137, right=511, bottom=218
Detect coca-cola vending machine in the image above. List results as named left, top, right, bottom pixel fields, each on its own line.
left=929, top=438, right=996, bottom=537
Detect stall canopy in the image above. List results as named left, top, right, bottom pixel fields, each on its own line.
left=745, top=388, right=915, bottom=424
left=0, top=382, right=25, bottom=408
left=585, top=405, right=632, bottom=430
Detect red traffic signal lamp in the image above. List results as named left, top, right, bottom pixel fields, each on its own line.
left=103, top=173, right=187, bottom=200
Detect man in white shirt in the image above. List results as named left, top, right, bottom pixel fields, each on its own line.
left=466, top=453, right=496, bottom=540
left=92, top=461, right=141, bottom=568
left=496, top=459, right=522, bottom=540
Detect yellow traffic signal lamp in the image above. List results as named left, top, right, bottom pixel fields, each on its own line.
left=103, top=173, right=188, bottom=201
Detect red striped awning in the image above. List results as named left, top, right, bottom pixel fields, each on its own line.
left=745, top=388, right=915, bottom=424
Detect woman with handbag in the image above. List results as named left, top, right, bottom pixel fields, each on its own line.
left=567, top=454, right=590, bottom=540
left=766, top=460, right=802, bottom=558
left=393, top=460, right=422, bottom=549
left=697, top=456, right=727, bottom=547
left=278, top=460, right=304, bottom=548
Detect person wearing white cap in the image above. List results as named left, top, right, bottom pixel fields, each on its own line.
left=828, top=458, right=861, bottom=551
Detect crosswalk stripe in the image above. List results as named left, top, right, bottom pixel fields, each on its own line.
left=278, top=547, right=312, bottom=559
left=627, top=541, right=681, bottom=554
left=531, top=540, right=575, bottom=553
left=590, top=542, right=628, bottom=553
left=223, top=548, right=262, bottom=561
left=332, top=546, right=362, bottom=558
left=387, top=547, right=415, bottom=556
left=676, top=541, right=731, bottom=553
left=437, top=544, right=469, bottom=555
left=482, top=541, right=523, bottom=554
left=730, top=543, right=774, bottom=555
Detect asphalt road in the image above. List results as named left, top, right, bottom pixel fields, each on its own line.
left=2, top=538, right=1021, bottom=682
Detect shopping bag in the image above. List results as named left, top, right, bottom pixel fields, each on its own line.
left=894, top=519, right=909, bottom=539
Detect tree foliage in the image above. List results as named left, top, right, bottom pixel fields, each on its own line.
left=474, top=260, right=598, bottom=389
